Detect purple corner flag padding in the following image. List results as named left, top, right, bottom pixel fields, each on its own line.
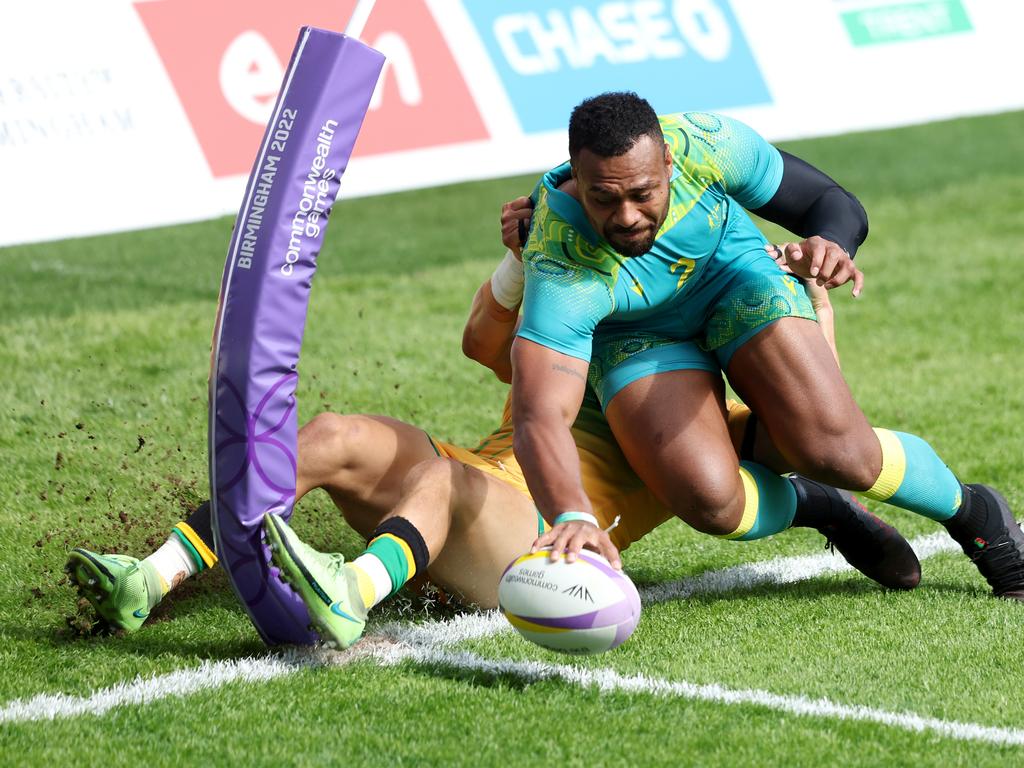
left=209, top=27, right=383, bottom=646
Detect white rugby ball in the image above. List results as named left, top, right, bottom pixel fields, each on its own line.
left=498, top=548, right=641, bottom=655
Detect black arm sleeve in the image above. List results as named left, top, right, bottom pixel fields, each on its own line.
left=751, top=150, right=869, bottom=257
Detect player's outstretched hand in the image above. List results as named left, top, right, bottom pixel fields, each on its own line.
left=531, top=521, right=622, bottom=570
left=767, top=243, right=834, bottom=314
left=501, top=196, right=534, bottom=257
left=771, top=236, right=863, bottom=297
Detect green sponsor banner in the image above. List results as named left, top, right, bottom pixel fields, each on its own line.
left=842, top=1, right=973, bottom=46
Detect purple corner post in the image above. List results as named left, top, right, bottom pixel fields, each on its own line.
left=209, top=27, right=384, bottom=646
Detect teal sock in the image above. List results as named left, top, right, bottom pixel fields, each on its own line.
left=863, top=428, right=962, bottom=521
left=721, top=461, right=798, bottom=541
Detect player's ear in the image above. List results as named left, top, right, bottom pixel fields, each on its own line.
left=663, top=143, right=672, bottom=173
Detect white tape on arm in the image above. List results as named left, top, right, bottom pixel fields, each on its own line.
left=553, top=511, right=599, bottom=527
left=489, top=249, right=525, bottom=310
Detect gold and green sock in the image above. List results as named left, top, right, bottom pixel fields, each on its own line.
left=143, top=503, right=219, bottom=599
left=347, top=517, right=430, bottom=610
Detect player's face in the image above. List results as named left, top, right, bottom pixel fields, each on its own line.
left=573, top=135, right=672, bottom=257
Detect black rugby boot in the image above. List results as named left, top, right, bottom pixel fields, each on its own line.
left=790, top=476, right=921, bottom=590
left=943, top=484, right=1024, bottom=600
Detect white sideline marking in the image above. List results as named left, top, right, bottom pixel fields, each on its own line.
left=0, top=657, right=298, bottom=724
left=3, top=529, right=1006, bottom=748
left=370, top=646, right=1024, bottom=747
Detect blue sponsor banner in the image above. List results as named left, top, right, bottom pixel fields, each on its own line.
left=461, top=0, right=771, bottom=133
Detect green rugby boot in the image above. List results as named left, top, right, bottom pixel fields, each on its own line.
left=66, top=549, right=164, bottom=632
left=264, top=513, right=367, bottom=649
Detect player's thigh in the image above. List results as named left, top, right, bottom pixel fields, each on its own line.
left=604, top=367, right=741, bottom=521
left=299, top=413, right=440, bottom=536
left=726, top=317, right=879, bottom=486
left=426, top=465, right=540, bottom=610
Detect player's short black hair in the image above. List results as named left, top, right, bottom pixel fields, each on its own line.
left=568, top=92, right=661, bottom=161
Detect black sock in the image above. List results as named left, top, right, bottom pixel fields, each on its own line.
left=185, top=501, right=215, bottom=553
left=789, top=476, right=849, bottom=529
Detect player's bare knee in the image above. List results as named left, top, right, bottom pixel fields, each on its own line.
left=669, top=471, right=744, bottom=536
left=301, top=413, right=366, bottom=461
left=401, top=457, right=460, bottom=497
left=789, top=434, right=880, bottom=491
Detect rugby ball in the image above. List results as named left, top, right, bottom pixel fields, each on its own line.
left=498, top=549, right=641, bottom=655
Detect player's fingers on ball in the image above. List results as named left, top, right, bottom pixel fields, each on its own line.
left=598, top=534, right=623, bottom=569
left=530, top=528, right=557, bottom=553
left=549, top=529, right=574, bottom=561
left=564, top=531, right=588, bottom=562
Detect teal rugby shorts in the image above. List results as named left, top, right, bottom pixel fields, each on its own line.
left=588, top=254, right=817, bottom=410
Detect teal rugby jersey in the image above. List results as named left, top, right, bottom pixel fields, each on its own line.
left=518, top=112, right=784, bottom=361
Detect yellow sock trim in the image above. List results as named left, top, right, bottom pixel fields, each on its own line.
left=720, top=466, right=759, bottom=540
left=375, top=533, right=418, bottom=581
left=348, top=564, right=376, bottom=609
left=864, top=428, right=906, bottom=502
left=175, top=522, right=218, bottom=568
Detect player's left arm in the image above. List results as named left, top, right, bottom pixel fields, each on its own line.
left=463, top=195, right=539, bottom=381
left=693, top=112, right=866, bottom=295
left=752, top=151, right=867, bottom=296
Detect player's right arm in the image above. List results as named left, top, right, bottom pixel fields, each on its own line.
left=511, top=338, right=622, bottom=568
left=462, top=252, right=522, bottom=384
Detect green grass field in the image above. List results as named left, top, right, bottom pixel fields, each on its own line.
left=1, top=112, right=1023, bottom=766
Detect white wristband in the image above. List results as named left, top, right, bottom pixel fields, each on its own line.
left=553, top=511, right=599, bottom=527
left=489, top=249, right=525, bottom=310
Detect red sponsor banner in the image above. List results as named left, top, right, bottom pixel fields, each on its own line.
left=135, top=0, right=488, bottom=177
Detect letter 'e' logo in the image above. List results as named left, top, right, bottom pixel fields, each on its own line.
left=134, top=0, right=488, bottom=177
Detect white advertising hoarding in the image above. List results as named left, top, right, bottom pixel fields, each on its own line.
left=1, top=0, right=1021, bottom=246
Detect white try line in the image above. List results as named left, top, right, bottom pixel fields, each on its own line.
left=370, top=645, right=1024, bottom=748
left=7, top=529, right=1017, bottom=750
left=0, top=656, right=299, bottom=724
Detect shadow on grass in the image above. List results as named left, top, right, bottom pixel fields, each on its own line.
left=640, top=573, right=992, bottom=607
left=406, top=662, right=537, bottom=693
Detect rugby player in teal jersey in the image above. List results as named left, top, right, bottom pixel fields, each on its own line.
left=512, top=92, right=1023, bottom=600
left=67, top=244, right=919, bottom=646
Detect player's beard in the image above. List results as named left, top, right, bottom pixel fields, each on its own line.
left=606, top=223, right=658, bottom=257
left=604, top=201, right=668, bottom=257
